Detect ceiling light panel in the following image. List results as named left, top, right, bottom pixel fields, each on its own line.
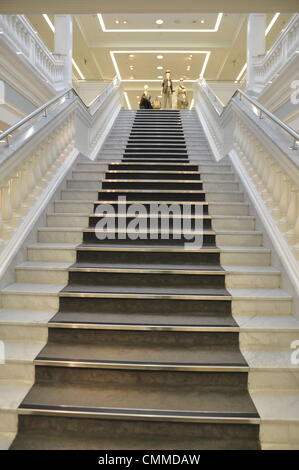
left=98, top=13, right=223, bottom=32
left=110, top=51, right=211, bottom=82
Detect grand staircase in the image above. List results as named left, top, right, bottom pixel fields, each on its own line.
left=4, top=109, right=298, bottom=449
left=7, top=109, right=260, bottom=449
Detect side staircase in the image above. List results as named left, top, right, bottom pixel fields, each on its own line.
left=0, top=109, right=298, bottom=449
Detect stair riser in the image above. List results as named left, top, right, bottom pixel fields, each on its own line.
left=105, top=173, right=202, bottom=181
left=226, top=274, right=280, bottom=289
left=0, top=324, right=47, bottom=343
left=17, top=267, right=279, bottom=289
left=27, top=248, right=76, bottom=263
left=0, top=363, right=34, bottom=382
left=2, top=294, right=58, bottom=311
left=0, top=412, right=17, bottom=433
left=54, top=202, right=94, bottom=213
left=221, top=252, right=270, bottom=266
left=202, top=174, right=235, bottom=182
left=76, top=164, right=107, bottom=172
left=212, top=219, right=255, bottom=230
left=209, top=204, right=249, bottom=216
left=76, top=250, right=220, bottom=266
left=16, top=268, right=68, bottom=285
left=204, top=183, right=239, bottom=191
left=206, top=193, right=244, bottom=203
left=61, top=191, right=207, bottom=202
left=240, top=331, right=299, bottom=350
left=67, top=181, right=101, bottom=190
left=38, top=231, right=83, bottom=244
left=13, top=415, right=260, bottom=450
left=216, top=234, right=262, bottom=247
left=89, top=216, right=212, bottom=230
left=82, top=232, right=215, bottom=246
left=72, top=172, right=105, bottom=180
left=232, top=299, right=292, bottom=316
left=59, top=297, right=232, bottom=316
left=261, top=422, right=299, bottom=450
left=108, top=164, right=199, bottom=171
left=47, top=328, right=240, bottom=348
left=47, top=215, right=90, bottom=227
left=67, top=271, right=226, bottom=289
left=101, top=182, right=204, bottom=190
left=249, top=369, right=299, bottom=392
left=34, top=366, right=249, bottom=389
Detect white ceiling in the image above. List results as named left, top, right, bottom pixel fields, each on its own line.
left=26, top=11, right=293, bottom=87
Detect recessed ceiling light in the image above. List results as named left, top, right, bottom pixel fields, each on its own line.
left=155, top=19, right=164, bottom=25
left=115, top=20, right=120, bottom=24
left=16, top=51, right=23, bottom=54
left=129, top=65, right=134, bottom=70
left=157, top=75, right=163, bottom=79
left=123, top=20, right=127, bottom=24
left=187, top=65, right=191, bottom=71
left=201, top=20, right=205, bottom=24
left=129, top=54, right=135, bottom=58
left=137, top=95, right=140, bottom=98
left=157, top=55, right=164, bottom=59
left=157, top=66, right=163, bottom=70
left=158, top=95, right=162, bottom=98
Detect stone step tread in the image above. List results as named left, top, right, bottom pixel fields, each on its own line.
left=20, top=385, right=258, bottom=416
left=50, top=312, right=238, bottom=329
left=228, top=288, right=292, bottom=300
left=234, top=314, right=299, bottom=331
left=27, top=242, right=270, bottom=253
left=38, top=227, right=260, bottom=235
left=61, top=284, right=230, bottom=297
left=36, top=343, right=247, bottom=369
left=2, top=284, right=65, bottom=295
left=242, top=351, right=299, bottom=371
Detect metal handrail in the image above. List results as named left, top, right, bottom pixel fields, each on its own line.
left=234, top=89, right=299, bottom=150
left=200, top=80, right=299, bottom=150
left=0, top=82, right=117, bottom=146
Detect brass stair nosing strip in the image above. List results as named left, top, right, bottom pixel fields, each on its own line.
left=34, top=359, right=249, bottom=373
left=102, top=179, right=203, bottom=184
left=83, top=227, right=215, bottom=233
left=97, top=190, right=205, bottom=193
left=107, top=162, right=196, bottom=166
left=75, top=246, right=220, bottom=252
left=89, top=214, right=212, bottom=219
left=93, top=201, right=209, bottom=205
left=59, top=293, right=232, bottom=301
left=106, top=170, right=200, bottom=174
left=68, top=268, right=224, bottom=275
left=17, top=407, right=260, bottom=425
left=48, top=323, right=239, bottom=332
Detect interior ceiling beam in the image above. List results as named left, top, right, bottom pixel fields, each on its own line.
left=0, top=0, right=298, bottom=13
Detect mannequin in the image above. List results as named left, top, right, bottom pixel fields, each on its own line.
left=175, top=79, right=188, bottom=109
left=161, top=70, right=173, bottom=109
left=139, top=84, right=152, bottom=109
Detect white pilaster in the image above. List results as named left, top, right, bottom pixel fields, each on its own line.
left=247, top=14, right=266, bottom=94
left=54, top=15, right=73, bottom=89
